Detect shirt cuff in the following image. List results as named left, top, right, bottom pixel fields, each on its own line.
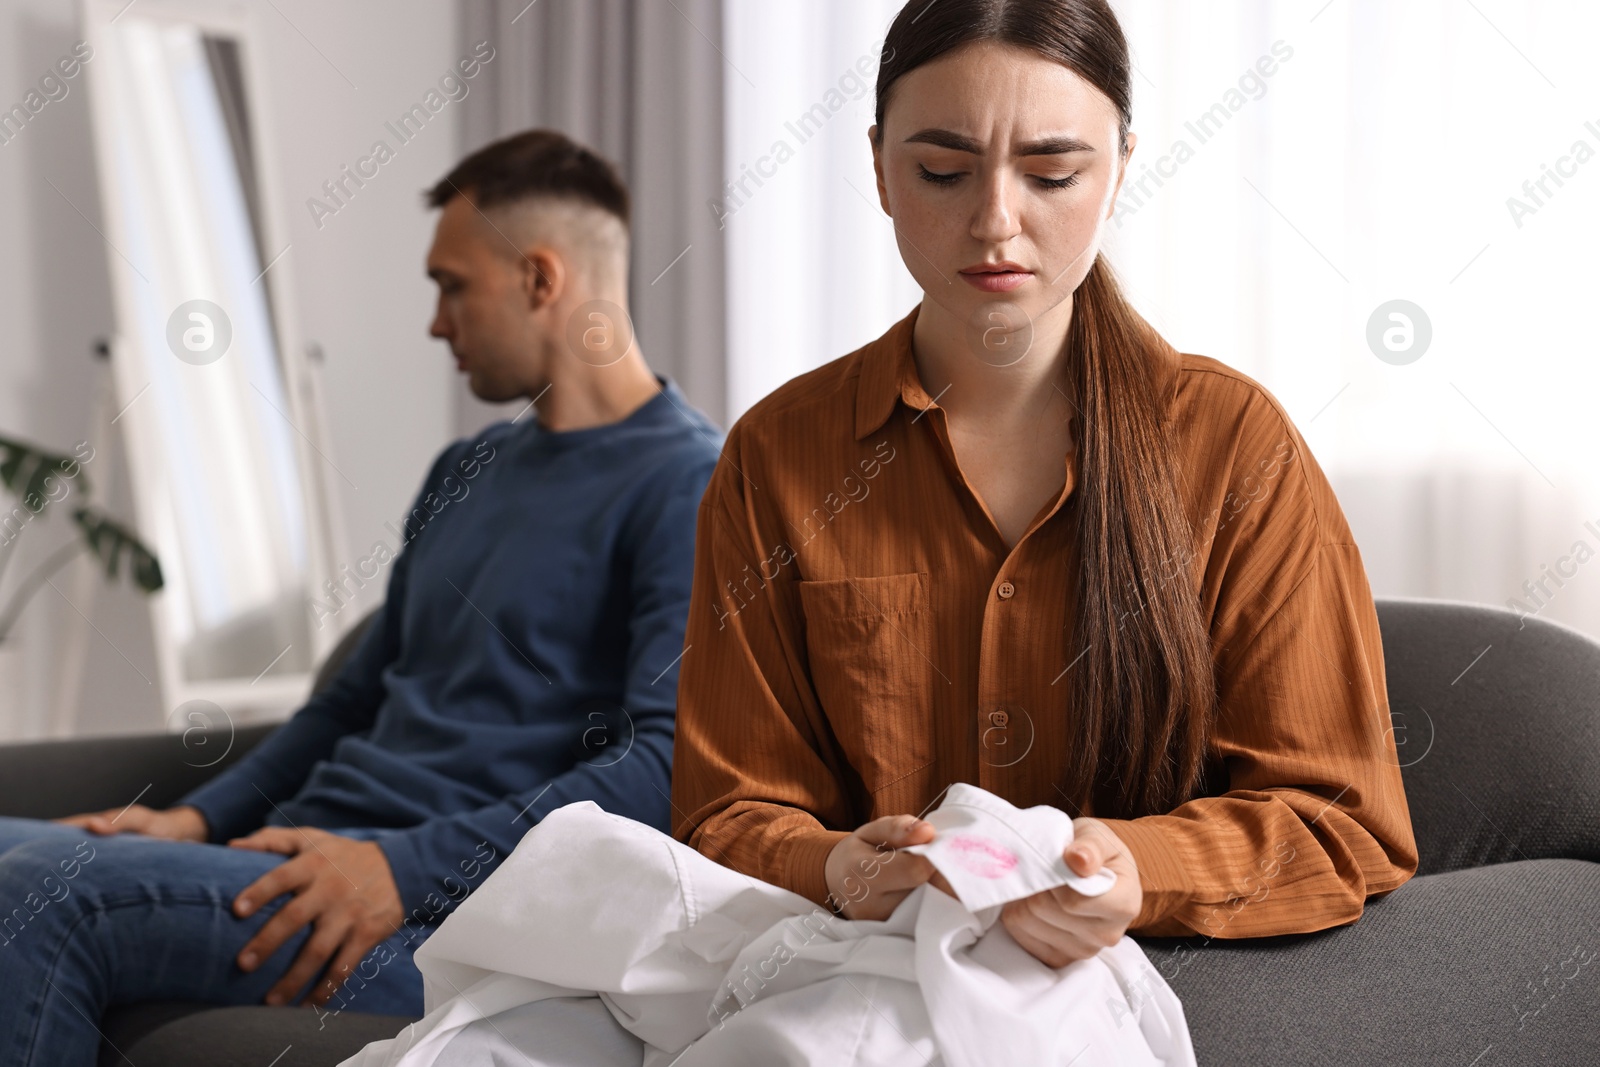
left=374, top=827, right=453, bottom=926
left=178, top=779, right=265, bottom=844
left=783, top=827, right=853, bottom=909
left=1093, top=816, right=1194, bottom=932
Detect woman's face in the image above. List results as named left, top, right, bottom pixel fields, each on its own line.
left=870, top=40, right=1135, bottom=343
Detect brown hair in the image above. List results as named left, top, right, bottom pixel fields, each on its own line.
left=876, top=0, right=1218, bottom=820
left=424, top=128, right=631, bottom=229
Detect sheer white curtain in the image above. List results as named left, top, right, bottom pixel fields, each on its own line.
left=723, top=0, right=1600, bottom=638
left=722, top=0, right=919, bottom=419
left=101, top=17, right=312, bottom=675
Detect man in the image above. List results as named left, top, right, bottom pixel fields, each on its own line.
left=0, top=129, right=722, bottom=1066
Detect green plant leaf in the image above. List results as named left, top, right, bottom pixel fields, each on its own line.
left=71, top=506, right=163, bottom=593
left=0, top=434, right=89, bottom=516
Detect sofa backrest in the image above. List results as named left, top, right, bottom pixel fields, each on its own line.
left=1376, top=597, right=1600, bottom=876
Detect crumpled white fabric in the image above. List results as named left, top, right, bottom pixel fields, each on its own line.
left=903, top=782, right=1119, bottom=911
left=340, top=789, right=1196, bottom=1067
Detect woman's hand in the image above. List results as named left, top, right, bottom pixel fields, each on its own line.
left=824, top=814, right=950, bottom=919
left=999, top=817, right=1143, bottom=968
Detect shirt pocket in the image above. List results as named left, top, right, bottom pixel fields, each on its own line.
left=796, top=572, right=938, bottom=802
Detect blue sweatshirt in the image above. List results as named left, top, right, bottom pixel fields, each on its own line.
left=181, top=375, right=723, bottom=923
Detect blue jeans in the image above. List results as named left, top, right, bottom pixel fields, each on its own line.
left=0, top=816, right=428, bottom=1067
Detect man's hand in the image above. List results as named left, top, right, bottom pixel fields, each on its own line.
left=228, top=827, right=405, bottom=1007
left=999, top=817, right=1143, bottom=968
left=56, top=804, right=208, bottom=842
left=825, top=814, right=955, bottom=920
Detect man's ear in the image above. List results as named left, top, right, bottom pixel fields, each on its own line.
left=868, top=125, right=891, bottom=217
left=520, top=248, right=561, bottom=311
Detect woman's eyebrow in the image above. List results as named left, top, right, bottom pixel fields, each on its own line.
left=902, top=129, right=1097, bottom=155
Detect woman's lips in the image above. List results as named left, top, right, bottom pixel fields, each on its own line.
left=959, top=270, right=1032, bottom=293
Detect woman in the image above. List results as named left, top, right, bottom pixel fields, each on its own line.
left=672, top=0, right=1417, bottom=969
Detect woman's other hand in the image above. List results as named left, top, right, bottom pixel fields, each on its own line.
left=824, top=814, right=952, bottom=919
left=999, top=817, right=1143, bottom=968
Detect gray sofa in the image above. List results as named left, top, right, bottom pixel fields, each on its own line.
left=0, top=597, right=1595, bottom=1065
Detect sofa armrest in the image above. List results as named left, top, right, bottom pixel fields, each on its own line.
left=0, top=721, right=280, bottom=819
left=0, top=607, right=381, bottom=820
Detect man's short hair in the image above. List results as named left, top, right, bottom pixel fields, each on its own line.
left=424, top=129, right=630, bottom=229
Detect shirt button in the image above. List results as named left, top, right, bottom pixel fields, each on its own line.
left=990, top=708, right=1010, bottom=727
left=997, top=580, right=1015, bottom=600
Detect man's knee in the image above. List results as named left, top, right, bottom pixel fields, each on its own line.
left=0, top=837, right=101, bottom=948
left=0, top=816, right=79, bottom=857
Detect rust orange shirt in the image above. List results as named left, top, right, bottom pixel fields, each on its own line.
left=671, top=302, right=1418, bottom=938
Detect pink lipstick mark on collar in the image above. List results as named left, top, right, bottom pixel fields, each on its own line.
left=946, top=834, right=1019, bottom=879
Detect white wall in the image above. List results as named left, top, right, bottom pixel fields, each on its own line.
left=0, top=0, right=462, bottom=738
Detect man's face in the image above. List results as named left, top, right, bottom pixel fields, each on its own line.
left=426, top=195, right=544, bottom=402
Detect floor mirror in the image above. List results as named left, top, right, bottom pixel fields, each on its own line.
left=80, top=0, right=343, bottom=725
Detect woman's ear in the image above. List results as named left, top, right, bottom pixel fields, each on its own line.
left=1106, top=130, right=1139, bottom=222
left=868, top=125, right=892, bottom=217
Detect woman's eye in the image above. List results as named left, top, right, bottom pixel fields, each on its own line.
left=915, top=165, right=1081, bottom=191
